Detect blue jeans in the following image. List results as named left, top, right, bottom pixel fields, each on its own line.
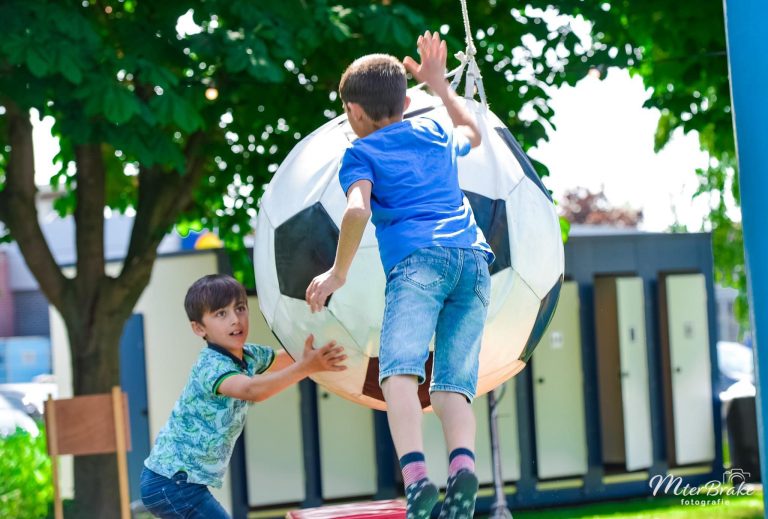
left=379, top=247, right=491, bottom=401
left=140, top=467, right=230, bottom=518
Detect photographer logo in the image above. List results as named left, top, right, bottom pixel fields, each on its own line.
left=648, top=469, right=755, bottom=506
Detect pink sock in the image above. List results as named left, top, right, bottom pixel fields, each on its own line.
left=402, top=460, right=428, bottom=487
left=448, top=448, right=475, bottom=476
left=400, top=452, right=429, bottom=487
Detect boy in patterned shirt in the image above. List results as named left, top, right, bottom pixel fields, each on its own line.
left=141, top=274, right=346, bottom=518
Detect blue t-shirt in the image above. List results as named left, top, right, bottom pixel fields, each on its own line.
left=338, top=117, right=493, bottom=273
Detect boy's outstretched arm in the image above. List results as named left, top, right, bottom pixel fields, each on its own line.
left=268, top=349, right=296, bottom=372
left=403, top=31, right=481, bottom=148
left=305, top=179, right=372, bottom=313
left=217, top=335, right=346, bottom=402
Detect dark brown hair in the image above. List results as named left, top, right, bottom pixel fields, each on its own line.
left=184, top=274, right=248, bottom=322
left=339, top=54, right=407, bottom=121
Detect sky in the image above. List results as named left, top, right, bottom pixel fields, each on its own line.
left=528, top=68, right=712, bottom=232
left=29, top=62, right=715, bottom=233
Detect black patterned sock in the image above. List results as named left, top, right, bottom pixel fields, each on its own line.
left=438, top=469, right=479, bottom=519
left=405, top=477, right=439, bottom=519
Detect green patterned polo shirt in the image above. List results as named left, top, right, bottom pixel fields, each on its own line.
left=144, top=343, right=275, bottom=487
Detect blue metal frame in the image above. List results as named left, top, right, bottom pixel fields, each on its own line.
left=723, top=0, right=768, bottom=510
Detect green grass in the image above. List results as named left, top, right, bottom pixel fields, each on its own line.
left=489, top=490, right=764, bottom=518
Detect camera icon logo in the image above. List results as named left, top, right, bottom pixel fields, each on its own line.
left=723, top=468, right=750, bottom=486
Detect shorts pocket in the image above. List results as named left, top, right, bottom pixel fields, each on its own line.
left=404, top=248, right=449, bottom=289
left=473, top=251, right=491, bottom=307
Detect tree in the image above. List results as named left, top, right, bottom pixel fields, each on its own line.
left=0, top=1, right=603, bottom=515
left=564, top=1, right=746, bottom=327
left=560, top=187, right=643, bottom=227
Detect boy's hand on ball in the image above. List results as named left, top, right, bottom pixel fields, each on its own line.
left=302, top=335, right=347, bottom=373
left=305, top=269, right=346, bottom=313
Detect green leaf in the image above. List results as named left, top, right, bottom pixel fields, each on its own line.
left=2, top=35, right=29, bottom=65
left=654, top=111, right=676, bottom=152
left=559, top=216, right=571, bottom=244
left=148, top=134, right=187, bottom=171
left=172, top=97, right=204, bottom=133
left=248, top=60, right=284, bottom=82
left=391, top=19, right=412, bottom=48
left=103, top=87, right=141, bottom=124
left=149, top=93, right=175, bottom=126
left=57, top=53, right=83, bottom=84
left=53, top=191, right=77, bottom=216
left=25, top=47, right=49, bottom=77
left=138, top=60, right=179, bottom=89
left=225, top=48, right=251, bottom=73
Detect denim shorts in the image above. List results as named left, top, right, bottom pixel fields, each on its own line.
left=140, top=467, right=230, bottom=518
left=379, top=246, right=491, bottom=402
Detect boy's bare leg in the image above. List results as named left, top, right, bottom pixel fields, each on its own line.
left=430, top=391, right=475, bottom=452
left=431, top=391, right=479, bottom=519
left=382, top=375, right=438, bottom=519
left=382, top=375, right=424, bottom=454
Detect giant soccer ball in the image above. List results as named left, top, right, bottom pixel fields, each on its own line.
left=254, top=88, right=563, bottom=411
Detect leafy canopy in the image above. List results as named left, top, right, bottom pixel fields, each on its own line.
left=0, top=0, right=606, bottom=286
left=0, top=1, right=740, bottom=317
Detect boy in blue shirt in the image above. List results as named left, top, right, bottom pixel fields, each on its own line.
left=306, top=32, right=492, bottom=519
left=141, top=274, right=346, bottom=518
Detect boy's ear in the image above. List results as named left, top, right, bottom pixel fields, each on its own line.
left=190, top=320, right=207, bottom=339
left=403, top=95, right=411, bottom=113
left=346, top=102, right=365, bottom=121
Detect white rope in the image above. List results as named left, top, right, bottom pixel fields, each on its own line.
left=453, top=0, right=487, bottom=107
left=460, top=0, right=476, bottom=58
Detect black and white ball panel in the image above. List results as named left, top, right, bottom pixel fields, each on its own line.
left=254, top=87, right=564, bottom=410
left=275, top=202, right=339, bottom=302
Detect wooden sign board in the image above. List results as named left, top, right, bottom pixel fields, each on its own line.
left=44, top=392, right=131, bottom=456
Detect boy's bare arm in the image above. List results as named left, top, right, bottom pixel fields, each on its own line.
left=404, top=31, right=481, bottom=148
left=218, top=335, right=346, bottom=402
left=268, top=349, right=295, bottom=372
left=305, top=179, right=372, bottom=313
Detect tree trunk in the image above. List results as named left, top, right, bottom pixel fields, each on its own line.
left=64, top=304, right=132, bottom=518
left=0, top=102, right=204, bottom=518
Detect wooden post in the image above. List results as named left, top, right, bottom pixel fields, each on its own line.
left=111, top=386, right=131, bottom=519
left=46, top=394, right=64, bottom=519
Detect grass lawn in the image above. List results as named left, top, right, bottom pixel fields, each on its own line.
left=489, top=490, right=764, bottom=518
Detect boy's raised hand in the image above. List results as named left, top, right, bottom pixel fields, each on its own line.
left=403, top=30, right=448, bottom=92
left=405, top=30, right=482, bottom=147
left=300, top=334, right=347, bottom=374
